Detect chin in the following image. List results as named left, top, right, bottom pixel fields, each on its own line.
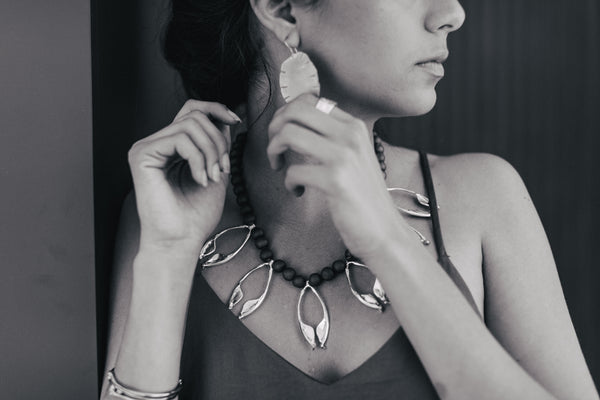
left=387, top=88, right=438, bottom=117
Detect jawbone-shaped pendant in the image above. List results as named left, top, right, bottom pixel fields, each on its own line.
left=199, top=224, right=255, bottom=268
left=346, top=261, right=389, bottom=311
left=297, top=283, right=329, bottom=349
left=228, top=261, right=273, bottom=320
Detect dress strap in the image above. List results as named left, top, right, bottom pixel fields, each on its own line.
left=418, top=151, right=481, bottom=316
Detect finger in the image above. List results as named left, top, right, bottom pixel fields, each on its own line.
left=284, top=163, right=330, bottom=197
left=141, top=119, right=223, bottom=181
left=146, top=129, right=221, bottom=183
left=141, top=133, right=210, bottom=187
left=175, top=110, right=231, bottom=171
left=266, top=123, right=337, bottom=170
left=174, top=99, right=242, bottom=125
left=269, top=99, right=340, bottom=142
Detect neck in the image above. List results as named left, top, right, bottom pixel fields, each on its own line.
left=240, top=77, right=380, bottom=232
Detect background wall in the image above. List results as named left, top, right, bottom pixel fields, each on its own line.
left=93, top=0, right=600, bottom=390
left=0, top=1, right=97, bottom=398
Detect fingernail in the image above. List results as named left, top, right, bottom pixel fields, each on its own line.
left=228, top=110, right=242, bottom=123
left=211, top=163, right=221, bottom=182
left=200, top=170, right=208, bottom=187
left=221, top=154, right=230, bottom=174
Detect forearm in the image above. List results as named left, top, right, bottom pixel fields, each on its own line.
left=365, top=237, right=556, bottom=400
left=110, top=249, right=198, bottom=395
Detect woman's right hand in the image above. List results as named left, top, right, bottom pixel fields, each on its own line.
left=128, top=100, right=241, bottom=258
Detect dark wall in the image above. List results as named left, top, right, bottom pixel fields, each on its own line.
left=93, top=0, right=600, bottom=389
left=0, top=1, right=97, bottom=398
left=378, top=0, right=600, bottom=384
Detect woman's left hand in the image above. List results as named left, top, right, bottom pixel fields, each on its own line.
left=267, top=94, right=410, bottom=260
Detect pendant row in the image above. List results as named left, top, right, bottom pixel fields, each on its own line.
left=198, top=131, right=433, bottom=349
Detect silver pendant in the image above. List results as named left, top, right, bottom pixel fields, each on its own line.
left=228, top=260, right=273, bottom=320
left=346, top=261, right=390, bottom=311
left=410, top=226, right=431, bottom=246
left=297, top=283, right=330, bottom=349
left=387, top=187, right=432, bottom=218
left=199, top=224, right=255, bottom=268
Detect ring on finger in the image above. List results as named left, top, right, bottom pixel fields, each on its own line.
left=315, top=97, right=337, bottom=115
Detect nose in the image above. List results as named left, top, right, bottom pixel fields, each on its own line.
left=425, top=0, right=466, bottom=34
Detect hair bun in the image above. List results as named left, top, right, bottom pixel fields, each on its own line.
left=162, top=0, right=258, bottom=109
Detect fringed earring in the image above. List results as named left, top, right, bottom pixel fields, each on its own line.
left=279, top=41, right=320, bottom=103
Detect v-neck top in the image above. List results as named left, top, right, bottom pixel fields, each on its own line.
left=179, top=151, right=480, bottom=400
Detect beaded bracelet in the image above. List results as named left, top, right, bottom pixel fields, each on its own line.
left=107, top=369, right=182, bottom=400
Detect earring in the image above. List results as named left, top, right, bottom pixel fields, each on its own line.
left=279, top=41, right=320, bottom=103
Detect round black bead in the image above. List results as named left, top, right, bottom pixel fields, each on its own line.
left=259, top=249, right=273, bottom=261
left=231, top=175, right=244, bottom=186
left=251, top=228, right=264, bottom=239
left=236, top=194, right=249, bottom=206
left=230, top=164, right=242, bottom=175
left=242, top=213, right=256, bottom=225
left=293, top=276, right=306, bottom=288
left=254, top=236, right=269, bottom=249
left=233, top=186, right=246, bottom=196
left=272, top=259, right=286, bottom=273
left=332, top=259, right=346, bottom=273
left=321, top=267, right=335, bottom=281
left=282, top=268, right=296, bottom=281
left=308, top=273, right=322, bottom=287
left=377, top=152, right=385, bottom=162
left=240, top=204, right=253, bottom=215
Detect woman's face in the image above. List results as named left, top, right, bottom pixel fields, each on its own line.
left=294, top=0, right=465, bottom=119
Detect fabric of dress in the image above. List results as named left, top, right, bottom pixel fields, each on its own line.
left=179, top=151, right=480, bottom=400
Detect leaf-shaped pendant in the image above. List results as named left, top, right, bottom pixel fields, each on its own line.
left=200, top=224, right=255, bottom=268
left=297, top=283, right=330, bottom=349
left=387, top=187, right=431, bottom=207
left=387, top=187, right=434, bottom=218
left=346, top=261, right=388, bottom=311
left=280, top=51, right=321, bottom=103
left=228, top=261, right=273, bottom=320
left=372, top=278, right=390, bottom=305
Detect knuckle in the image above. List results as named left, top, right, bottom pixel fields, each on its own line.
left=183, top=117, right=203, bottom=132
left=127, top=142, right=143, bottom=162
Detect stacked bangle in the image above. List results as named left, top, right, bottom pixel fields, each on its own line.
left=107, top=369, right=182, bottom=400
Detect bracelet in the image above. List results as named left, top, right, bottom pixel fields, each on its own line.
left=107, top=369, right=183, bottom=400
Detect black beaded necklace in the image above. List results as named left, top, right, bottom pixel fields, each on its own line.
left=227, top=131, right=388, bottom=290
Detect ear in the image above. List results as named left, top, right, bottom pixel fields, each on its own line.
left=249, top=0, right=300, bottom=48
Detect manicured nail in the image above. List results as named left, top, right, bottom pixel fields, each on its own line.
left=221, top=154, right=231, bottom=174
left=200, top=170, right=208, bottom=187
left=211, top=163, right=221, bottom=182
left=228, top=110, right=242, bottom=123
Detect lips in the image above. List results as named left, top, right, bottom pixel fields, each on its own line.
left=416, top=61, right=445, bottom=77
left=416, top=50, right=449, bottom=77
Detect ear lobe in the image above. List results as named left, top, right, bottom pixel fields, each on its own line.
left=249, top=0, right=300, bottom=47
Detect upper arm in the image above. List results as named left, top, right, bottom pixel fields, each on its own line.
left=476, top=154, right=598, bottom=399
left=100, top=191, right=140, bottom=399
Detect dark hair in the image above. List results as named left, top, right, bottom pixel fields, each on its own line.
left=162, top=0, right=320, bottom=110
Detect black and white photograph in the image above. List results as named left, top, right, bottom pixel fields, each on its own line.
left=1, top=1, right=599, bottom=399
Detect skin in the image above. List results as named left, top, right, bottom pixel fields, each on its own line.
left=101, top=0, right=600, bottom=399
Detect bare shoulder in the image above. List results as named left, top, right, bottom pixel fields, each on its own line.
left=427, top=152, right=531, bottom=232
left=384, top=143, right=528, bottom=228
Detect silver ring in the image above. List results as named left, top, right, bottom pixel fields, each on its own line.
left=315, top=98, right=337, bottom=115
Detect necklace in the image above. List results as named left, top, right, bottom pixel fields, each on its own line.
left=199, top=132, right=432, bottom=349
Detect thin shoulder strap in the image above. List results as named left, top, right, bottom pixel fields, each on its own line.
left=418, top=151, right=448, bottom=261
left=418, top=151, right=481, bottom=316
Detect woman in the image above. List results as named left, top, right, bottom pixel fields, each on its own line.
left=101, top=0, right=599, bottom=399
